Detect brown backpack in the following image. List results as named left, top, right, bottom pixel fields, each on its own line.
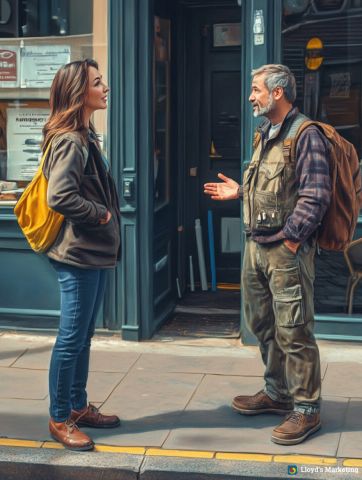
left=287, top=121, right=362, bottom=251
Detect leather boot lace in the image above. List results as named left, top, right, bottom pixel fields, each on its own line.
left=65, top=419, right=79, bottom=433
left=74, top=403, right=100, bottom=423
left=284, top=411, right=304, bottom=425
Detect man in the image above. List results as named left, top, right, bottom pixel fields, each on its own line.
left=204, top=64, right=331, bottom=445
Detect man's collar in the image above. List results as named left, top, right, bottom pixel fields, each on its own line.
left=257, top=106, right=299, bottom=135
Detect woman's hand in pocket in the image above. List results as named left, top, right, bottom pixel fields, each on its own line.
left=99, top=210, right=112, bottom=224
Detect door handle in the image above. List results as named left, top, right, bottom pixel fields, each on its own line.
left=209, top=140, right=222, bottom=159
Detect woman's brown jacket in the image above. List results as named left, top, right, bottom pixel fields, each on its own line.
left=43, top=131, right=121, bottom=269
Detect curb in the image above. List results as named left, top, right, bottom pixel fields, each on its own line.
left=0, top=438, right=361, bottom=479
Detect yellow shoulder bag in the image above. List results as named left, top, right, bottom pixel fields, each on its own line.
left=14, top=142, right=64, bottom=253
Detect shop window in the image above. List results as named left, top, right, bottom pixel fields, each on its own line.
left=282, top=3, right=362, bottom=314
left=0, top=0, right=107, bottom=204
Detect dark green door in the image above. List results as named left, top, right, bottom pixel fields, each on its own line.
left=185, top=6, right=242, bottom=285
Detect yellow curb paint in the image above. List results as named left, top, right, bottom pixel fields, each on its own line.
left=0, top=439, right=42, bottom=448
left=42, top=441, right=65, bottom=449
left=274, top=455, right=336, bottom=465
left=95, top=446, right=145, bottom=455
left=343, top=459, right=362, bottom=467
left=146, top=448, right=214, bottom=459
left=216, top=453, right=272, bottom=462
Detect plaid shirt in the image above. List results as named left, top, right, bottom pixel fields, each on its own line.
left=251, top=108, right=331, bottom=245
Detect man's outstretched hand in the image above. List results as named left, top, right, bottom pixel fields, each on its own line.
left=204, top=173, right=240, bottom=201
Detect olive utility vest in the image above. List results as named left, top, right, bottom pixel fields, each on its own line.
left=243, top=112, right=308, bottom=235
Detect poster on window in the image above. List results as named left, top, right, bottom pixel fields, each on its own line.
left=0, top=46, right=20, bottom=88
left=6, top=108, right=49, bottom=181
left=20, top=45, right=70, bottom=88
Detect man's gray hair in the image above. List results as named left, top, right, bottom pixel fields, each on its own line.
left=251, top=64, right=296, bottom=103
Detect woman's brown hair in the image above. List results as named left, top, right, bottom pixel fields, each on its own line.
left=42, top=58, right=98, bottom=150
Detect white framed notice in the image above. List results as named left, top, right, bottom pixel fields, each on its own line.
left=6, top=108, right=49, bottom=181
left=21, top=45, right=70, bottom=88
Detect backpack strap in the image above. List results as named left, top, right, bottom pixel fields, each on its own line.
left=253, top=131, right=261, bottom=150
left=289, top=120, right=322, bottom=164
left=283, top=117, right=316, bottom=164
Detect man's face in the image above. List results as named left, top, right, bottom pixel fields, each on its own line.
left=249, top=74, right=276, bottom=118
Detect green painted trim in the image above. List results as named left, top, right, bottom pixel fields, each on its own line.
left=0, top=213, right=16, bottom=221
left=315, top=314, right=362, bottom=324
left=138, top=0, right=155, bottom=340
left=0, top=308, right=60, bottom=316
left=121, top=325, right=141, bottom=332
left=109, top=0, right=155, bottom=340
left=315, top=334, right=362, bottom=342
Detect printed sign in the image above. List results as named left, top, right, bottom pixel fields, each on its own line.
left=21, top=45, right=70, bottom=88
left=6, top=108, right=49, bottom=181
left=0, top=46, right=19, bottom=88
left=329, top=72, right=351, bottom=98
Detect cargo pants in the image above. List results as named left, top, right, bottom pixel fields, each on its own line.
left=242, top=237, right=321, bottom=413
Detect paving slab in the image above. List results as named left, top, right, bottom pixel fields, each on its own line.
left=12, top=346, right=140, bottom=373
left=11, top=346, right=52, bottom=370
left=0, top=337, right=28, bottom=367
left=94, top=371, right=203, bottom=446
left=89, top=350, right=141, bottom=373
left=86, top=371, right=125, bottom=404
left=164, top=375, right=347, bottom=457
left=133, top=353, right=264, bottom=376
left=337, top=397, right=362, bottom=458
left=0, top=367, right=48, bottom=400
left=320, top=362, right=328, bottom=379
left=0, top=399, right=49, bottom=441
left=322, top=362, right=362, bottom=398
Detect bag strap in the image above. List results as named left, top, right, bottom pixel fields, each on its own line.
left=39, top=142, right=53, bottom=169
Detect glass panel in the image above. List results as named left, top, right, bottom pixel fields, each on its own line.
left=0, top=0, right=108, bottom=205
left=213, top=23, right=241, bottom=48
left=282, top=3, right=362, bottom=314
left=153, top=16, right=170, bottom=210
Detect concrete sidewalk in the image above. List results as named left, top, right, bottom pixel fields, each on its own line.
left=0, top=331, right=361, bottom=479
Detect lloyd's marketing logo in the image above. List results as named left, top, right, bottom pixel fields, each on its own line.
left=288, top=465, right=298, bottom=475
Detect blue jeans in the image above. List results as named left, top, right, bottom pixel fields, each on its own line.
left=49, top=260, right=108, bottom=422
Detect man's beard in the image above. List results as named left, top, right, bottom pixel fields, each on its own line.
left=253, top=93, right=276, bottom=118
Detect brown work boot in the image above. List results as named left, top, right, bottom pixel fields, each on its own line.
left=71, top=403, right=121, bottom=429
left=271, top=411, right=321, bottom=445
left=49, top=418, right=94, bottom=451
left=232, top=390, right=293, bottom=415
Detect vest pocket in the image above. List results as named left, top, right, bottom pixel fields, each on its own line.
left=253, top=191, right=284, bottom=231
left=261, top=161, right=285, bottom=180
left=257, top=161, right=285, bottom=192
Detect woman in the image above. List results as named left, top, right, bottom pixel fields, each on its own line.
left=42, top=59, right=121, bottom=451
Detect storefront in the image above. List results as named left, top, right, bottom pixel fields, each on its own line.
left=0, top=0, right=361, bottom=341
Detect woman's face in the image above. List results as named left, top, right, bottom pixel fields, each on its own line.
left=84, top=66, right=109, bottom=113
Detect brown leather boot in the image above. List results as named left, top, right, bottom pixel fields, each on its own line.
left=271, top=411, right=321, bottom=445
left=71, top=403, right=121, bottom=428
left=49, top=419, right=94, bottom=451
left=232, top=390, right=293, bottom=415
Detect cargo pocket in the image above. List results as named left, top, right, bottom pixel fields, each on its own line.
left=271, top=266, right=304, bottom=327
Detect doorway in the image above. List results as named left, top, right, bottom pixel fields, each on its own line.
left=157, top=2, right=242, bottom=339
